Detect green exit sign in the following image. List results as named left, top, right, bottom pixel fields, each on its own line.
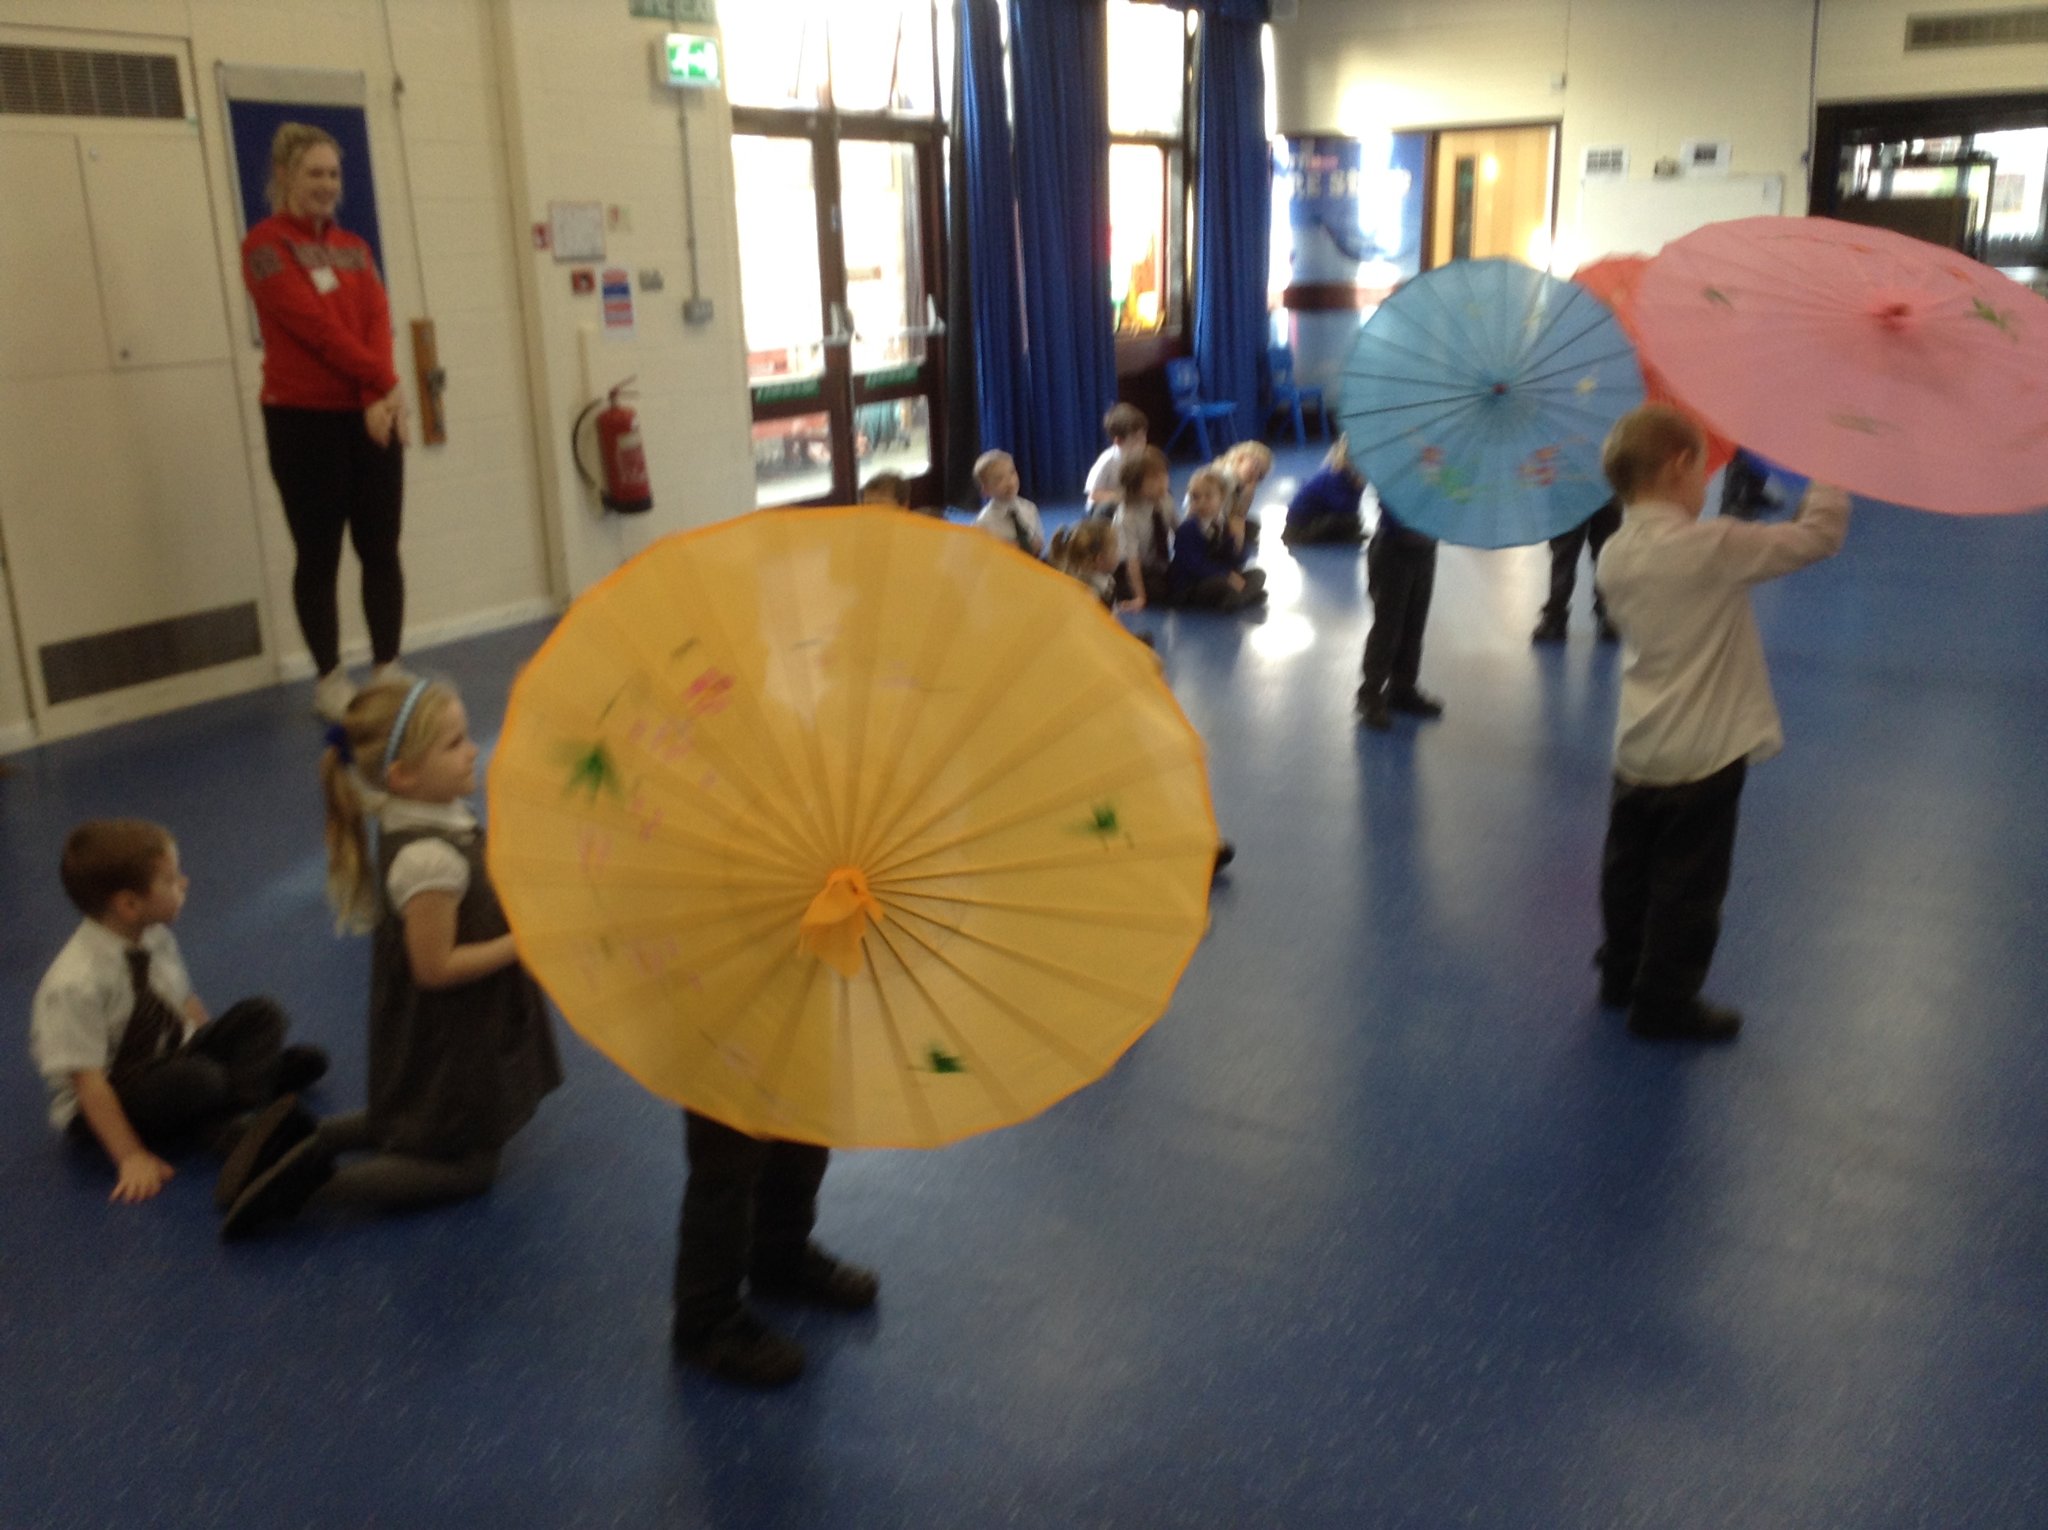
left=661, top=32, right=721, bottom=88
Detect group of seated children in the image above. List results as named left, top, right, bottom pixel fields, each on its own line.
left=31, top=674, right=873, bottom=1390
left=979, top=404, right=1280, bottom=618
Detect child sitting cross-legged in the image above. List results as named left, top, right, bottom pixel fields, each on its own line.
left=1167, top=466, right=1267, bottom=613
left=29, top=819, right=325, bottom=1204
left=972, top=449, right=1044, bottom=556
left=1282, top=434, right=1368, bottom=546
left=1084, top=402, right=1150, bottom=516
left=1112, top=446, right=1177, bottom=611
left=1048, top=519, right=1122, bottom=609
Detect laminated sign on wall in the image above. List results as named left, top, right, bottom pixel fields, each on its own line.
left=601, top=267, right=635, bottom=339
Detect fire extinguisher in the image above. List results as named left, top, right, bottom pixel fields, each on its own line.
left=572, top=378, right=654, bottom=514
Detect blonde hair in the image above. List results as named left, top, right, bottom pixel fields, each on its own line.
left=1602, top=405, right=1706, bottom=502
left=1223, top=441, right=1273, bottom=480
left=266, top=123, right=341, bottom=215
left=973, top=449, right=1014, bottom=494
left=321, top=678, right=459, bottom=932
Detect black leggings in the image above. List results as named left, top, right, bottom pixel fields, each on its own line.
left=262, top=405, right=406, bottom=673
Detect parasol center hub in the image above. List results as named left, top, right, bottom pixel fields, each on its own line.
left=1490, top=381, right=1510, bottom=396
left=798, top=866, right=886, bottom=980
left=1873, top=299, right=1915, bottom=331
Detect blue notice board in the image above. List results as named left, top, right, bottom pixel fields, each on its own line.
left=223, top=96, right=384, bottom=279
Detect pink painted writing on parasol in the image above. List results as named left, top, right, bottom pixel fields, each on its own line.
left=1631, top=216, right=2048, bottom=515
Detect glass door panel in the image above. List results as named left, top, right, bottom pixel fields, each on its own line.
left=733, top=136, right=826, bottom=389
left=840, top=139, right=927, bottom=374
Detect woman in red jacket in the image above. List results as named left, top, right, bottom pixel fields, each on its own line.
left=243, top=123, right=410, bottom=722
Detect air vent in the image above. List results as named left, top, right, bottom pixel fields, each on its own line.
left=0, top=44, right=183, bottom=119
left=1906, top=7, right=2048, bottom=48
left=40, top=602, right=262, bottom=704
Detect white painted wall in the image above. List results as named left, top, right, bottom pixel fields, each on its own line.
left=1274, top=0, right=1819, bottom=270
left=0, top=0, right=756, bottom=747
left=490, top=0, right=756, bottom=599
left=1818, top=0, right=2048, bottom=100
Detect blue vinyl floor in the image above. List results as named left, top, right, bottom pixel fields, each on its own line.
left=3, top=444, right=2047, bottom=1528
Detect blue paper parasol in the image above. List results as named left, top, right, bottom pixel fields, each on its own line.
left=1337, top=259, right=1645, bottom=548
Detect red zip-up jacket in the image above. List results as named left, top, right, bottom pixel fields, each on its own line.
left=242, top=212, right=399, bottom=410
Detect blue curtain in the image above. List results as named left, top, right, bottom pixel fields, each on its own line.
left=958, top=0, right=1024, bottom=486
left=1163, top=0, right=1268, bottom=17
left=1188, top=13, right=1272, bottom=446
left=1006, top=0, right=1115, bottom=497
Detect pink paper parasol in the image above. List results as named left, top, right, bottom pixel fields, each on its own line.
left=1632, top=216, right=2048, bottom=515
left=1571, top=255, right=1736, bottom=475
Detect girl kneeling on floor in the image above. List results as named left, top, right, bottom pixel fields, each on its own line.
left=219, top=677, right=562, bottom=1237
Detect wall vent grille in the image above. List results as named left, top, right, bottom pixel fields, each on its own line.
left=1906, top=8, right=2048, bottom=49
left=0, top=45, right=183, bottom=119
left=40, top=603, right=262, bottom=705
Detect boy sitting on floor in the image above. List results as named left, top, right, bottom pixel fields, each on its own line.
left=29, top=819, right=324, bottom=1203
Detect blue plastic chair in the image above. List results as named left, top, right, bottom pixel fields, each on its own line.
left=1267, top=345, right=1329, bottom=446
left=1164, top=358, right=1238, bottom=460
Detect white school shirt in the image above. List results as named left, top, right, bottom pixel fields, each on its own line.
left=1084, top=443, right=1135, bottom=504
left=975, top=495, right=1042, bottom=552
left=1113, top=495, right=1177, bottom=571
left=1595, top=487, right=1850, bottom=786
left=29, top=919, right=195, bottom=1129
left=380, top=796, right=481, bottom=911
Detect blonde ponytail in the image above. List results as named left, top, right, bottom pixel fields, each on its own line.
left=319, top=677, right=458, bottom=933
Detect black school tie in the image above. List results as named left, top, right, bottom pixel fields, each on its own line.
left=110, top=948, right=184, bottom=1083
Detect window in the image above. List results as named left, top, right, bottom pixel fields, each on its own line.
left=724, top=0, right=943, bottom=116
left=1107, top=0, right=1193, bottom=336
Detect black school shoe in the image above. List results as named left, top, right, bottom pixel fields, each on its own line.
left=1386, top=688, right=1445, bottom=718
left=750, top=1243, right=880, bottom=1311
left=1356, top=690, right=1393, bottom=731
left=674, top=1309, right=805, bottom=1387
left=214, top=1094, right=318, bottom=1210
left=1627, top=998, right=1743, bottom=1042
left=1530, top=614, right=1568, bottom=644
left=220, top=1134, right=335, bottom=1239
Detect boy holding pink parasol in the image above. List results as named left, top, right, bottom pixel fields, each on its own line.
left=1592, top=406, right=1849, bottom=1041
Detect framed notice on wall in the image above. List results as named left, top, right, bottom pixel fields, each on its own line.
left=217, top=64, right=384, bottom=279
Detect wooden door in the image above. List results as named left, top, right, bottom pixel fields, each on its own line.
left=1427, top=124, right=1558, bottom=269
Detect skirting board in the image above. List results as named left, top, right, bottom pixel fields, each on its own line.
left=0, top=597, right=562, bottom=756
left=271, top=596, right=562, bottom=681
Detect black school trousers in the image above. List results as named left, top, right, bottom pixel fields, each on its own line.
left=672, top=1109, right=830, bottom=1340
left=1543, top=497, right=1622, bottom=622
left=99, top=997, right=288, bottom=1147
left=1598, top=758, right=1747, bottom=1019
left=1360, top=526, right=1436, bottom=698
left=262, top=405, right=406, bottom=673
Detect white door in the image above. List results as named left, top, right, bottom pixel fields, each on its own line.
left=0, top=38, right=272, bottom=741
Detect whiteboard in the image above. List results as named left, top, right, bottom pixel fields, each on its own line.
left=1575, top=173, right=1785, bottom=261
